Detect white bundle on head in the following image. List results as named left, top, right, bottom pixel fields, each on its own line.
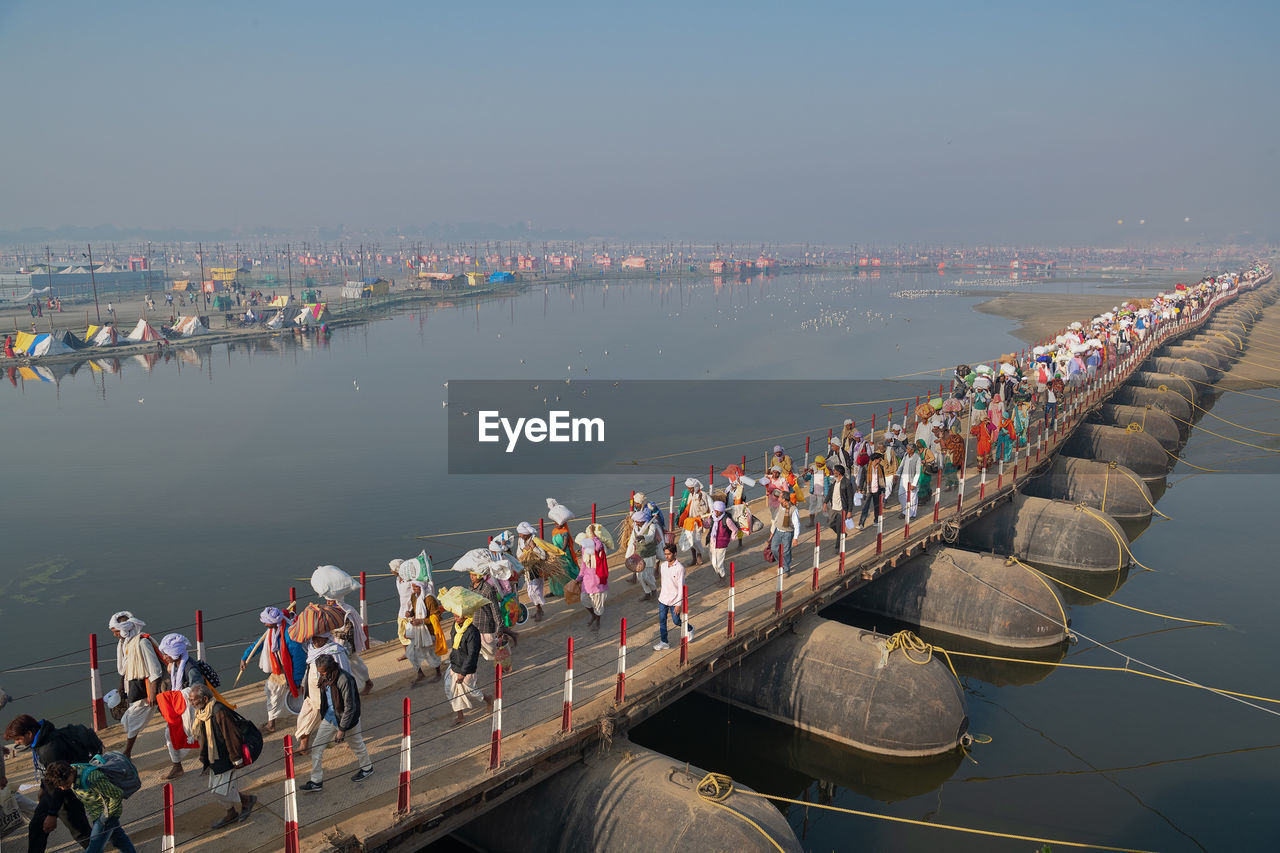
left=312, top=564, right=360, bottom=601
left=546, top=498, right=575, bottom=526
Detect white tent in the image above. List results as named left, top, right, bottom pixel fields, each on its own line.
left=27, top=333, right=73, bottom=358
left=341, top=281, right=365, bottom=299
left=265, top=310, right=285, bottom=330
left=126, top=319, right=165, bottom=342
left=91, top=326, right=117, bottom=347
left=173, top=316, right=209, bottom=337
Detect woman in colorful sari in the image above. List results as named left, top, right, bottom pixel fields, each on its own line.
left=995, top=413, right=1017, bottom=463
left=545, top=498, right=579, bottom=597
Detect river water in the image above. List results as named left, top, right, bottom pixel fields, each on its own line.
left=4, top=270, right=1274, bottom=852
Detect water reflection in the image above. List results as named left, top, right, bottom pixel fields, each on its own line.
left=631, top=692, right=964, bottom=805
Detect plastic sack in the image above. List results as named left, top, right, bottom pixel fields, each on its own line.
left=311, top=565, right=360, bottom=601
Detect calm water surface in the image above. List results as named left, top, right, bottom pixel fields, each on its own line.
left=4, top=270, right=1274, bottom=852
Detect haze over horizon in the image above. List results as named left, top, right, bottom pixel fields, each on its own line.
left=3, top=0, right=1277, bottom=247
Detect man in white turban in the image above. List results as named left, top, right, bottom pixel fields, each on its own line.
left=318, top=567, right=374, bottom=697
left=514, top=521, right=550, bottom=620
left=676, top=478, right=712, bottom=565
left=240, top=607, right=307, bottom=733
left=108, top=610, right=163, bottom=759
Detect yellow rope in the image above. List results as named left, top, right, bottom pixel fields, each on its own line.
left=1101, top=461, right=1109, bottom=512
left=1013, top=559, right=1222, bottom=625
left=1163, top=411, right=1280, bottom=452
left=938, top=647, right=1280, bottom=704
left=1157, top=443, right=1233, bottom=473
left=1073, top=503, right=1153, bottom=572
left=1006, top=557, right=1070, bottom=630
left=696, top=773, right=1156, bottom=853
left=692, top=774, right=787, bottom=853
left=882, top=630, right=960, bottom=680
left=1107, top=461, right=1171, bottom=520
left=821, top=394, right=946, bottom=409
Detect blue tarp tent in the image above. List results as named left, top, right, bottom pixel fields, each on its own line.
left=488, top=272, right=515, bottom=284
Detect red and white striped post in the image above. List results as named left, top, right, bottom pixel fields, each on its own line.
left=811, top=518, right=821, bottom=591
left=615, top=618, right=627, bottom=705
left=283, top=735, right=300, bottom=853
left=875, top=493, right=884, bottom=554
left=629, top=490, right=635, bottom=512
left=838, top=511, right=847, bottom=574
left=539, top=517, right=545, bottom=539
left=957, top=444, right=967, bottom=512
left=397, top=697, right=411, bottom=812
left=932, top=466, right=941, bottom=524
left=741, top=453, right=747, bottom=474
left=89, top=634, right=107, bottom=731
left=774, top=561, right=784, bottom=614
left=195, top=609, right=206, bottom=661
left=804, top=435, right=810, bottom=468
left=710, top=465, right=715, bottom=489
left=289, top=587, right=296, bottom=613
left=669, top=477, right=676, bottom=531
left=561, top=637, right=573, bottom=733
left=359, top=572, right=369, bottom=646
left=161, top=783, right=175, bottom=853
left=727, top=562, right=736, bottom=638
left=488, top=663, right=502, bottom=770
left=679, top=585, right=690, bottom=667
left=591, top=503, right=597, bottom=525
left=997, top=457, right=1004, bottom=489
left=904, top=485, right=913, bottom=540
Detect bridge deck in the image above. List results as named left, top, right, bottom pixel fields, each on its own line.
left=37, top=293, right=1231, bottom=853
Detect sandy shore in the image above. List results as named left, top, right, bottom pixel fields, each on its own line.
left=973, top=294, right=1127, bottom=344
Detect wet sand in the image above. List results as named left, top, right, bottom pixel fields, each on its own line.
left=975, top=294, right=1139, bottom=344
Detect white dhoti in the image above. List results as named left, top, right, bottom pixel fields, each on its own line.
left=678, top=527, right=701, bottom=554
left=121, top=700, right=153, bottom=738
left=209, top=769, right=241, bottom=807
left=710, top=547, right=728, bottom=577
left=479, top=634, right=497, bottom=662
left=899, top=484, right=918, bottom=519
left=264, top=675, right=291, bottom=721
left=165, top=728, right=199, bottom=763
left=445, top=669, right=483, bottom=713
left=404, top=624, right=440, bottom=670
left=526, top=576, right=546, bottom=607
left=585, top=592, right=606, bottom=616
left=297, top=666, right=323, bottom=738
left=637, top=557, right=657, bottom=594
left=347, top=651, right=371, bottom=686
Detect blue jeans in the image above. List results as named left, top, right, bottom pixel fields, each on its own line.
left=658, top=601, right=683, bottom=644
left=770, top=529, right=794, bottom=575
left=86, top=816, right=136, bottom=853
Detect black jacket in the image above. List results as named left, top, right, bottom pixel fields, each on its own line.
left=318, top=668, right=361, bottom=732
left=32, top=719, right=102, bottom=812
left=825, top=476, right=857, bottom=514
left=449, top=623, right=481, bottom=677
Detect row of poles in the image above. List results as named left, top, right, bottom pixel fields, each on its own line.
left=98, top=288, right=1232, bottom=851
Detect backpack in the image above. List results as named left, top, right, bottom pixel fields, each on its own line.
left=192, top=659, right=220, bottom=688
left=57, top=724, right=104, bottom=763
left=75, top=752, right=140, bottom=799
left=229, top=709, right=263, bottom=766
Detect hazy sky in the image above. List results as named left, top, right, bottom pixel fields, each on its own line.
left=3, top=0, right=1277, bottom=245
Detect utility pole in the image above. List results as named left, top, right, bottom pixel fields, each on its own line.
left=198, top=241, right=206, bottom=314
left=45, top=246, right=54, bottom=304
left=287, top=242, right=294, bottom=297
left=86, top=244, right=102, bottom=324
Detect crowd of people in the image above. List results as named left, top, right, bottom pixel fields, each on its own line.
left=0, top=263, right=1264, bottom=850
